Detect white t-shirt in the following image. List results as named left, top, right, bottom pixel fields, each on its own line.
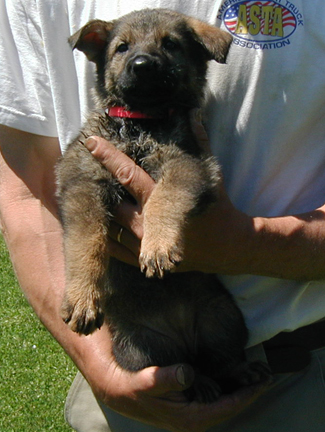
left=1, top=0, right=325, bottom=346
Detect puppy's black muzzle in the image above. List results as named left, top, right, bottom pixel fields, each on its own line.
left=119, top=53, right=179, bottom=107
left=129, top=54, right=158, bottom=78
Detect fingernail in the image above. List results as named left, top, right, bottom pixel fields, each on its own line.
left=176, top=365, right=186, bottom=386
left=85, top=137, right=97, bottom=152
left=176, top=364, right=194, bottom=387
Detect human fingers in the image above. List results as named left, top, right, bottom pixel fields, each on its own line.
left=138, top=364, right=195, bottom=397
left=136, top=362, right=270, bottom=412
left=100, top=356, right=271, bottom=432
left=174, top=379, right=272, bottom=432
left=99, top=363, right=195, bottom=431
left=113, top=199, right=144, bottom=239
left=85, top=137, right=155, bottom=205
left=142, top=373, right=270, bottom=432
left=109, top=221, right=141, bottom=261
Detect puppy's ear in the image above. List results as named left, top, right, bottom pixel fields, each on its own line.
left=69, top=20, right=114, bottom=63
left=187, top=18, right=233, bottom=64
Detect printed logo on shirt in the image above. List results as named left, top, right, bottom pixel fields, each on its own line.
left=218, top=0, right=304, bottom=50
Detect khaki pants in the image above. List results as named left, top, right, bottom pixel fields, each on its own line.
left=65, top=347, right=325, bottom=432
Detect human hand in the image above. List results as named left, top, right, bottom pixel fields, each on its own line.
left=85, top=135, right=154, bottom=267
left=84, top=134, right=253, bottom=275
left=87, top=326, right=270, bottom=432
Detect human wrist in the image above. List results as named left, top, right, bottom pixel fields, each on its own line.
left=248, top=211, right=325, bottom=280
left=248, top=215, right=301, bottom=278
left=220, top=209, right=258, bottom=275
left=60, top=325, right=113, bottom=399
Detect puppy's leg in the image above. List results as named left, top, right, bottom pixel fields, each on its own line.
left=60, top=185, right=110, bottom=335
left=193, top=278, right=272, bottom=398
left=140, top=154, right=219, bottom=278
left=139, top=182, right=186, bottom=278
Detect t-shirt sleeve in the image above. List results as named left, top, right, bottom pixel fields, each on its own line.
left=0, top=1, right=58, bottom=137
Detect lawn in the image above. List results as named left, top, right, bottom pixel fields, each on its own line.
left=0, top=235, right=77, bottom=431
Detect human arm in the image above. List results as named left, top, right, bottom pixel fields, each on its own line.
left=85, top=135, right=325, bottom=281
left=0, top=125, right=268, bottom=432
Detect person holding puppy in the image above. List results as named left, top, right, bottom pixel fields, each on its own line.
left=1, top=1, right=325, bottom=431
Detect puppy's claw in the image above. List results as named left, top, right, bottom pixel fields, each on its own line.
left=231, top=361, right=272, bottom=387
left=139, top=246, right=183, bottom=279
left=61, top=294, right=104, bottom=335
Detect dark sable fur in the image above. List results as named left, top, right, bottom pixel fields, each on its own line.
left=56, top=8, right=270, bottom=402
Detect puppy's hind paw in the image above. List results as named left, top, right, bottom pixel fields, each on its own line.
left=61, top=294, right=104, bottom=335
left=184, top=375, right=222, bottom=404
left=231, top=361, right=272, bottom=387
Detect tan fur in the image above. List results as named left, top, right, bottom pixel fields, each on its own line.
left=56, top=8, right=271, bottom=402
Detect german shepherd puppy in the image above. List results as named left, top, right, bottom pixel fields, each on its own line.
left=56, top=8, right=270, bottom=402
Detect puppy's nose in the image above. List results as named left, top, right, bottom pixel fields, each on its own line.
left=131, top=55, right=157, bottom=75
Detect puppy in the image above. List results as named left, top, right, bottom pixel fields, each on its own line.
left=56, top=8, right=270, bottom=402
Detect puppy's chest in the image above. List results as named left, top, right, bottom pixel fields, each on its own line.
left=93, top=114, right=191, bottom=180
left=116, top=137, right=168, bottom=182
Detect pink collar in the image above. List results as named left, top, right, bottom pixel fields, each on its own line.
left=106, top=106, right=163, bottom=119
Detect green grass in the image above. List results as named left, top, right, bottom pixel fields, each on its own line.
left=0, top=235, right=77, bottom=431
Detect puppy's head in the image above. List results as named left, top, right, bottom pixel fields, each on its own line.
left=70, top=9, right=232, bottom=111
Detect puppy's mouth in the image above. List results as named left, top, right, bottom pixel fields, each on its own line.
left=118, top=80, right=178, bottom=108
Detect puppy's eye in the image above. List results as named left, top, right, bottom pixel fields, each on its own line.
left=162, top=38, right=179, bottom=51
left=116, top=43, right=129, bottom=53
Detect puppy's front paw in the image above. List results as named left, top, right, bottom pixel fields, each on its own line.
left=139, top=244, right=183, bottom=278
left=61, top=291, right=104, bottom=335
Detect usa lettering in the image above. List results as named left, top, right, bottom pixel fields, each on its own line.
left=235, top=5, right=284, bottom=36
